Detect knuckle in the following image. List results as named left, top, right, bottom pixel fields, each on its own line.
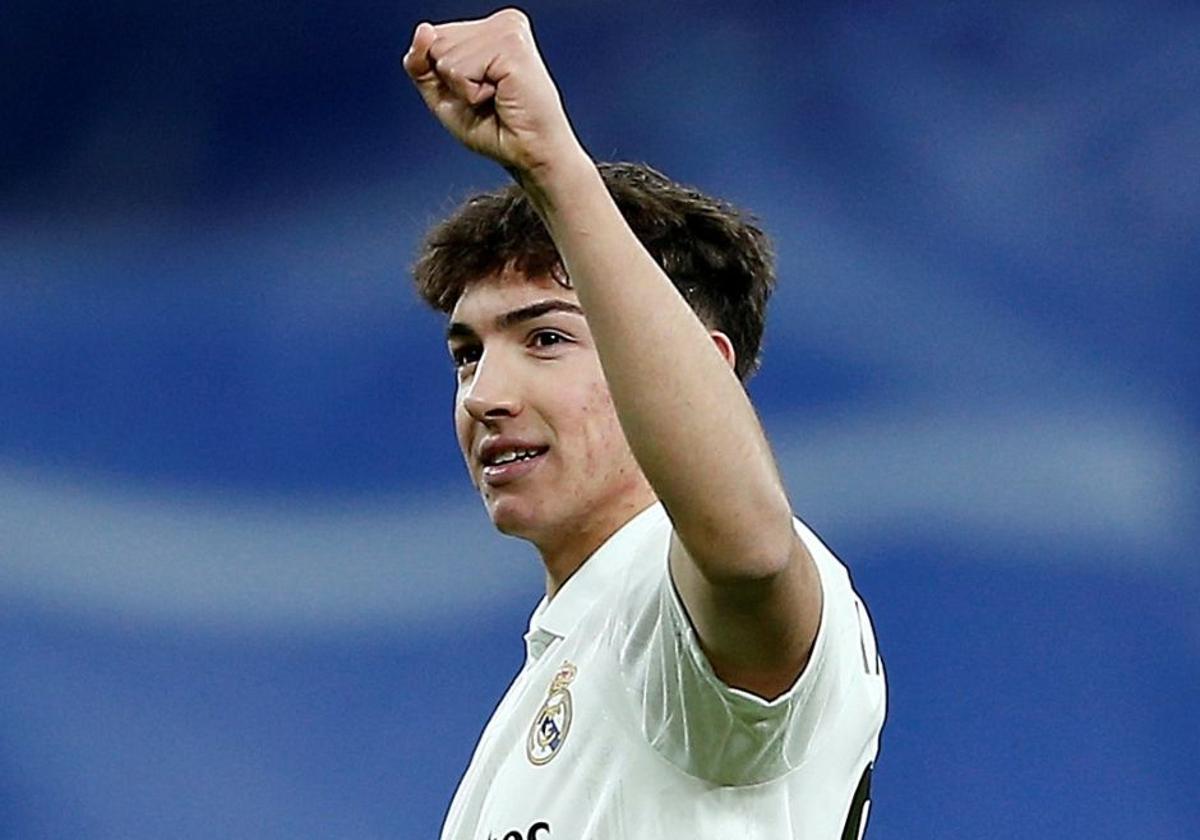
left=494, top=7, right=530, bottom=29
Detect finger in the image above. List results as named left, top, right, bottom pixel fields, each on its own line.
left=402, top=21, right=438, bottom=79
left=428, top=39, right=502, bottom=105
left=469, top=81, right=497, bottom=106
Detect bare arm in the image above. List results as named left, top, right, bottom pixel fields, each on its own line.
left=404, top=9, right=820, bottom=698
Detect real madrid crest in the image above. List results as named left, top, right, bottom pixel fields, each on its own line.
left=526, top=660, right=577, bottom=766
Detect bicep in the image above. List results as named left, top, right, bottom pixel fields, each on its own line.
left=668, top=529, right=822, bottom=701
left=615, top=523, right=884, bottom=785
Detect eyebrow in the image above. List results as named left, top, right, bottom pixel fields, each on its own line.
left=446, top=299, right=585, bottom=342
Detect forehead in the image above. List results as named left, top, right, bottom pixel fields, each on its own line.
left=448, top=268, right=578, bottom=327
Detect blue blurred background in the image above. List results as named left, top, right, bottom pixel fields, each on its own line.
left=3, top=0, right=1197, bottom=837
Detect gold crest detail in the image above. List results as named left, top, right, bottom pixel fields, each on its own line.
left=526, top=661, right=577, bottom=766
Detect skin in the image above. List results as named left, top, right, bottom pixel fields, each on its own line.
left=449, top=268, right=660, bottom=593
left=406, top=8, right=821, bottom=699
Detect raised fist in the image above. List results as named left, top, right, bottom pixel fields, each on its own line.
left=402, top=8, right=584, bottom=177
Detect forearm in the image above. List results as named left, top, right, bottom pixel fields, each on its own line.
left=406, top=8, right=819, bottom=690
left=518, top=154, right=795, bottom=578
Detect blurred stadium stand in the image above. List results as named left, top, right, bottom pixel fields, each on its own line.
left=2, top=1, right=1197, bottom=837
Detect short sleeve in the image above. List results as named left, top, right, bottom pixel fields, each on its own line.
left=611, top=518, right=885, bottom=785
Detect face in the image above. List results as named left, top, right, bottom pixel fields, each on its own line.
left=446, top=268, right=655, bottom=552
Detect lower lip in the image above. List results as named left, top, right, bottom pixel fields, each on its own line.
left=481, top=450, right=547, bottom=487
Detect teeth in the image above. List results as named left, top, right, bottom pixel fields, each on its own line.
left=488, top=448, right=541, bottom=467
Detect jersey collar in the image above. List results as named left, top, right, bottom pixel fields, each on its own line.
left=524, top=502, right=667, bottom=659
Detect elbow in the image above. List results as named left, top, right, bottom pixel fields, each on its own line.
left=691, top=514, right=798, bottom=587
left=667, top=483, right=797, bottom=585
left=738, top=497, right=798, bottom=579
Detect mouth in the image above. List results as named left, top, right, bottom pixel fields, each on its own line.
left=480, top=446, right=549, bottom=487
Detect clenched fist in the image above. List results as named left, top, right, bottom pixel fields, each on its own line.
left=402, top=8, right=586, bottom=180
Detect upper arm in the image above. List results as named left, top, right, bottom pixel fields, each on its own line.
left=615, top=516, right=885, bottom=786
left=668, top=524, right=823, bottom=701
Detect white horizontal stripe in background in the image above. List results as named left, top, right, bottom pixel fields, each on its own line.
left=1, top=401, right=1191, bottom=633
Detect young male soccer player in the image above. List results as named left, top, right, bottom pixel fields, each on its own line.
left=403, top=9, right=886, bottom=839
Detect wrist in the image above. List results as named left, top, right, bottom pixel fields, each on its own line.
left=511, top=140, right=600, bottom=215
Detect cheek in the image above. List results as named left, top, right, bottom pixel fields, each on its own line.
left=453, top=398, right=468, bottom=436
left=453, top=402, right=478, bottom=481
left=577, top=382, right=637, bottom=477
left=453, top=405, right=467, bottom=451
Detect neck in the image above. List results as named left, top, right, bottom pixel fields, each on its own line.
left=536, top=492, right=658, bottom=599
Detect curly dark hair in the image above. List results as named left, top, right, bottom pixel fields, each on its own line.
left=412, top=162, right=776, bottom=381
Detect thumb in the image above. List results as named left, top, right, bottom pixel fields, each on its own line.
left=402, top=21, right=438, bottom=79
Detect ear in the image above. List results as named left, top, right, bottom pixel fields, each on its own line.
left=709, top=330, right=737, bottom=373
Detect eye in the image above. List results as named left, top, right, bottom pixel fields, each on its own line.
left=450, top=344, right=481, bottom=369
left=528, top=330, right=569, bottom=350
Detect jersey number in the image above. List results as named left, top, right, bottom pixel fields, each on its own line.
left=840, top=763, right=873, bottom=840
left=492, top=821, right=550, bottom=840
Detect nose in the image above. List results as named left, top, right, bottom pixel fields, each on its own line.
left=461, top=351, right=522, bottom=423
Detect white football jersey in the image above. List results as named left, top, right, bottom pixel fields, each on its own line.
left=441, top=503, right=886, bottom=840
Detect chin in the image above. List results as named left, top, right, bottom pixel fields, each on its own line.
left=485, top=495, right=546, bottom=540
